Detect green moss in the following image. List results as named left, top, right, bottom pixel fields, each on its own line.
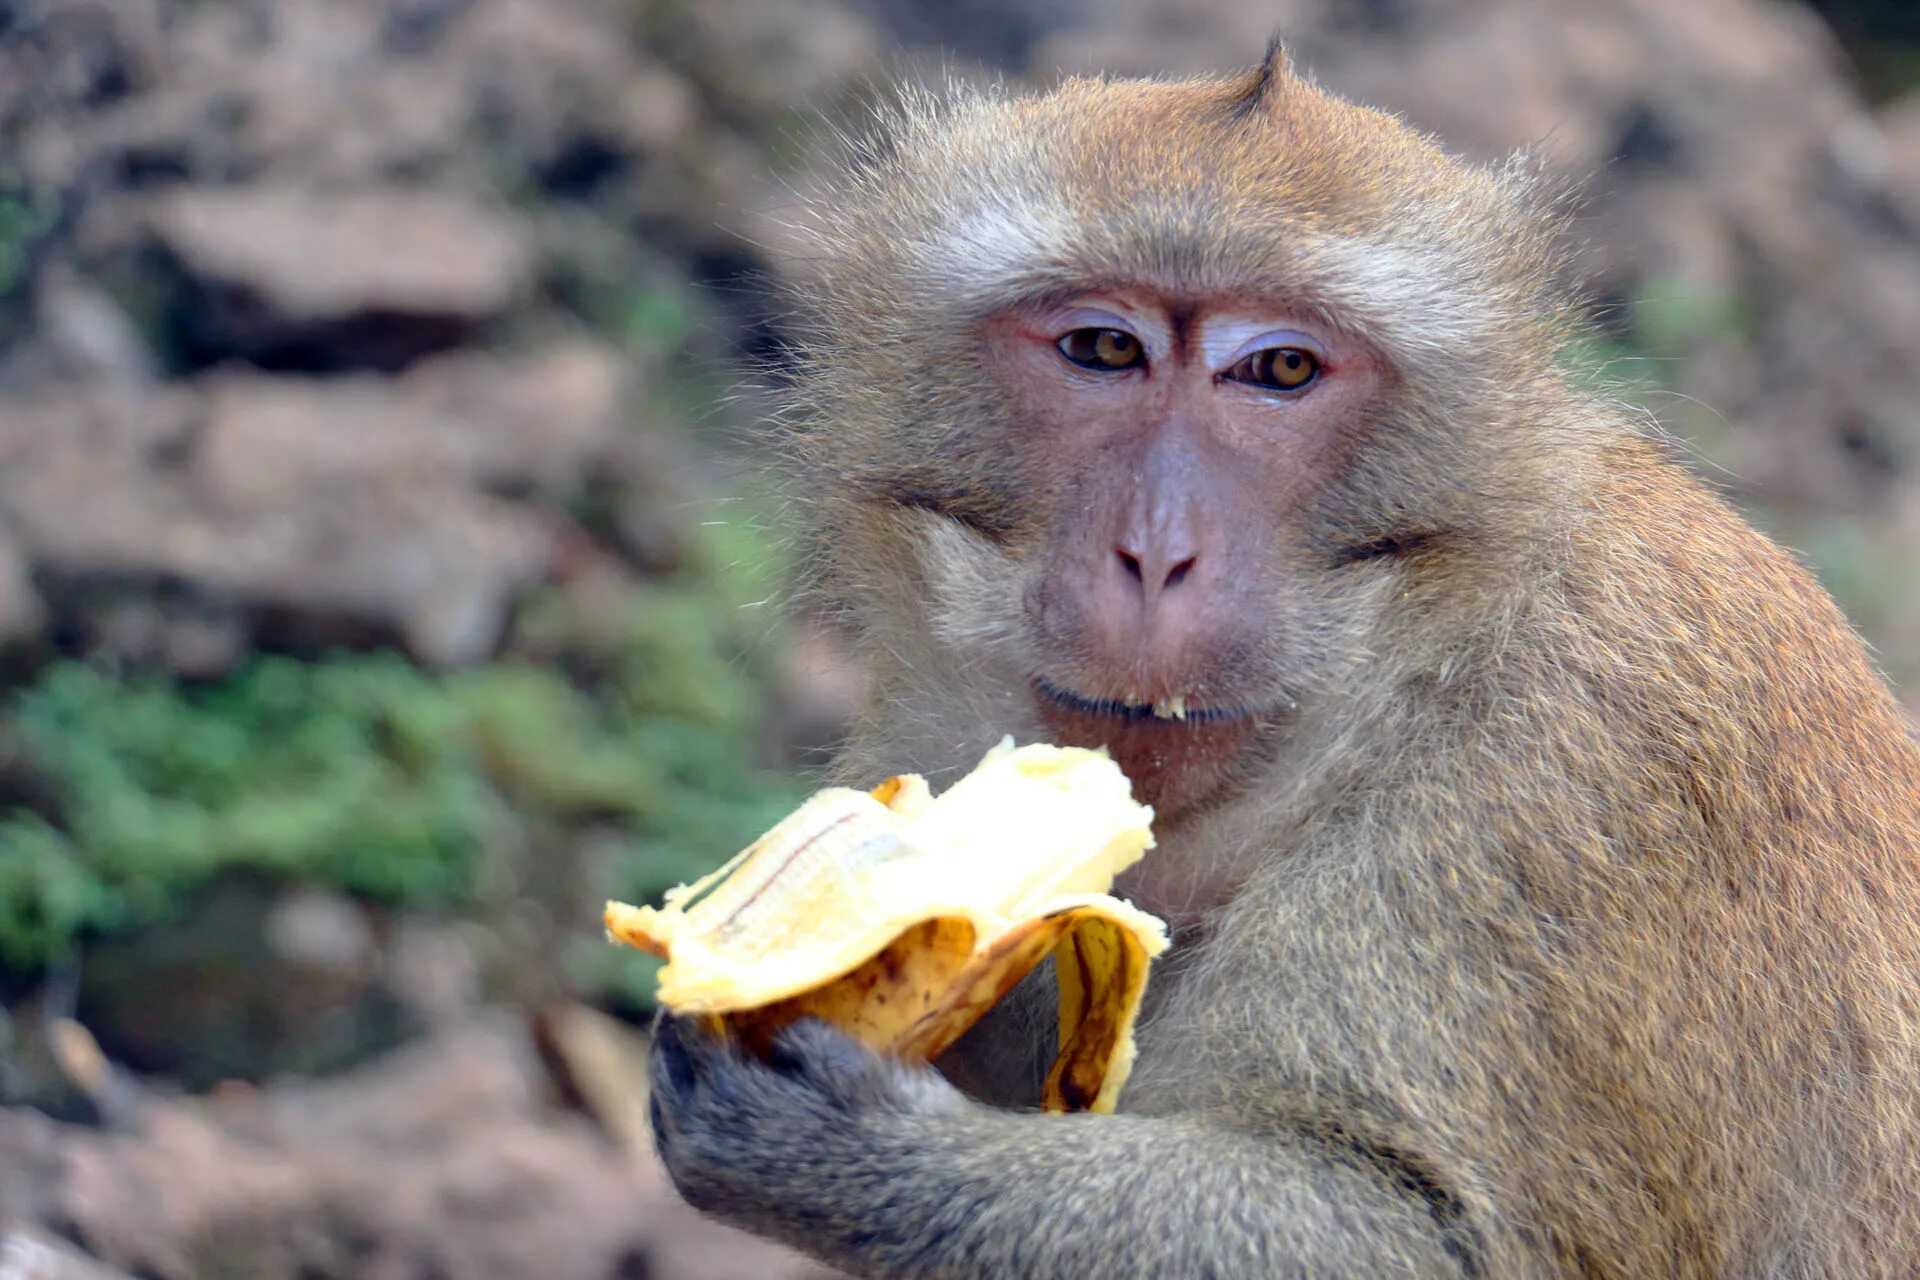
left=1568, top=277, right=1752, bottom=395
left=1773, top=519, right=1920, bottom=644
left=0, top=523, right=810, bottom=999
left=0, top=817, right=98, bottom=973
left=0, top=656, right=487, bottom=971
left=0, top=182, right=53, bottom=298
left=619, top=283, right=700, bottom=351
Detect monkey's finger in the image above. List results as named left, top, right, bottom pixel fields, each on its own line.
left=767, top=1016, right=876, bottom=1083
left=766, top=1016, right=961, bottom=1115
left=649, top=1012, right=719, bottom=1099
left=648, top=1070, right=732, bottom=1215
left=648, top=1088, right=673, bottom=1151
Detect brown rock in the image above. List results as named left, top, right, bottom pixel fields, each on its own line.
left=0, top=1017, right=835, bottom=1280
left=0, top=536, right=46, bottom=645
left=73, top=882, right=411, bottom=1090
left=0, top=1226, right=137, bottom=1280
left=1881, top=93, right=1920, bottom=223
left=0, top=342, right=649, bottom=669
left=192, top=345, right=626, bottom=506
left=152, top=185, right=533, bottom=325
left=147, top=185, right=536, bottom=371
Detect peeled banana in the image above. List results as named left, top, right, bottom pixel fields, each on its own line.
left=605, top=739, right=1167, bottom=1113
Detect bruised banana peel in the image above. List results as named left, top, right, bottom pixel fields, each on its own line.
left=604, top=740, right=1167, bottom=1113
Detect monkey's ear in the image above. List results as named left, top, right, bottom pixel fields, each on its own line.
left=1227, top=32, right=1293, bottom=123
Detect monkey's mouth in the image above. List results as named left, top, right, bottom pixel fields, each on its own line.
left=1030, top=677, right=1256, bottom=724
left=1030, top=677, right=1262, bottom=819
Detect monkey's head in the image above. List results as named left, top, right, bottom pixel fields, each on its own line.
left=793, top=45, right=1593, bottom=821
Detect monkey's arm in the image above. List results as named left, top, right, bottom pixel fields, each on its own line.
left=649, top=1017, right=1476, bottom=1279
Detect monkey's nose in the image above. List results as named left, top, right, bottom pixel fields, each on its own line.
left=1114, top=542, right=1199, bottom=610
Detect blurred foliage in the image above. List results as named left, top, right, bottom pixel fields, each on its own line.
left=0, top=177, right=55, bottom=351
left=0, top=657, right=488, bottom=973
left=1809, top=0, right=1920, bottom=101
left=0, top=521, right=808, bottom=1003
left=0, top=181, right=52, bottom=298
left=1565, top=275, right=1752, bottom=462
left=1786, top=520, right=1920, bottom=641
left=1567, top=275, right=1918, bottom=690
left=1566, top=276, right=1753, bottom=390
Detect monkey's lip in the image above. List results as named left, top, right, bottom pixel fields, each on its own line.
left=1030, top=677, right=1263, bottom=818
left=1030, top=677, right=1258, bottom=724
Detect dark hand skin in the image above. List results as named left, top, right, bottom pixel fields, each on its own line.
left=648, top=1015, right=1468, bottom=1279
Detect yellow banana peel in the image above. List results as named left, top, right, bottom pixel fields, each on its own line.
left=605, top=739, right=1167, bottom=1113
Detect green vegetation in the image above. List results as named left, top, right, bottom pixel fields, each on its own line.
left=0, top=526, right=809, bottom=1001
left=0, top=181, right=53, bottom=299
left=1564, top=276, right=1756, bottom=470
left=1808, top=0, right=1920, bottom=101
left=1565, top=277, right=1752, bottom=396
left=1777, top=518, right=1920, bottom=664
left=0, top=656, right=488, bottom=971
left=1569, top=276, right=1919, bottom=695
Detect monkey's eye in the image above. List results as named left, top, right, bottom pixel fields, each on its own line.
left=1225, top=347, right=1320, bottom=392
left=1058, top=328, right=1145, bottom=372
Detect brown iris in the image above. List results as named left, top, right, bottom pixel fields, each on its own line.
left=1227, top=347, right=1320, bottom=391
left=1058, top=328, right=1145, bottom=371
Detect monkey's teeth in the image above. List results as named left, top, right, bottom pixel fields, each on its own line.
left=1151, top=696, right=1188, bottom=721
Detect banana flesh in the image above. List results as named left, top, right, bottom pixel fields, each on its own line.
left=605, top=739, right=1167, bottom=1113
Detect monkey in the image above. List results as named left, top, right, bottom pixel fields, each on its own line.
left=646, top=40, right=1920, bottom=1279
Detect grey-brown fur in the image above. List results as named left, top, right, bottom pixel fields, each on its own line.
left=648, top=52, right=1920, bottom=1279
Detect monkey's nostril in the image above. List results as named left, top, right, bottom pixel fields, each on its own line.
left=1115, top=548, right=1197, bottom=596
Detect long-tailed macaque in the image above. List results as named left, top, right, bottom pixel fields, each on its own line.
left=647, top=43, right=1920, bottom=1278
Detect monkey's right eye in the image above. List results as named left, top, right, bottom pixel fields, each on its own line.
left=1058, top=328, right=1145, bottom=372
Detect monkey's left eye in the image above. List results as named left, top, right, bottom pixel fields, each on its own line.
left=1058, top=328, right=1145, bottom=372
left=1226, top=347, right=1321, bottom=392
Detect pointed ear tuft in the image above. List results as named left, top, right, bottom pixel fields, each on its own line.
left=1226, top=32, right=1292, bottom=123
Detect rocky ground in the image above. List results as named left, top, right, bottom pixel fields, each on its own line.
left=0, top=1012, right=839, bottom=1280
left=0, top=0, right=1917, bottom=1275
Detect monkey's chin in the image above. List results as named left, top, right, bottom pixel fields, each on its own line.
left=1030, top=680, right=1258, bottom=821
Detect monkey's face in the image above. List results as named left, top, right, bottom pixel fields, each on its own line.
left=973, top=288, right=1388, bottom=818
left=802, top=72, right=1574, bottom=823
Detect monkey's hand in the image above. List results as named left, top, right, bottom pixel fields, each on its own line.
left=648, top=1015, right=970, bottom=1227
left=648, top=1014, right=1478, bottom=1279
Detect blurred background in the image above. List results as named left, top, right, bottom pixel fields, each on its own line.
left=0, top=0, right=1916, bottom=1275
